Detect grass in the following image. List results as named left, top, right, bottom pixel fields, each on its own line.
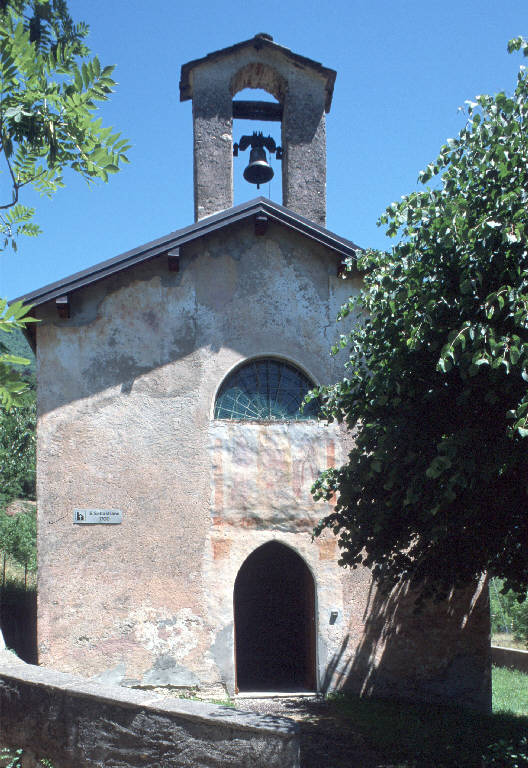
left=493, top=665, right=528, bottom=716
left=207, top=697, right=235, bottom=707
left=176, top=691, right=236, bottom=707
left=325, top=666, right=528, bottom=767
left=1, top=559, right=36, bottom=590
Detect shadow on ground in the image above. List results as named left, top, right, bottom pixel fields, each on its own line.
left=237, top=692, right=528, bottom=768
left=236, top=696, right=383, bottom=768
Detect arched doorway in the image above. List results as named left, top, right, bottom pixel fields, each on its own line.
left=234, top=541, right=316, bottom=692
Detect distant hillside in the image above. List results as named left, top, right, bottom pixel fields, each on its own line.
left=1, top=327, right=36, bottom=375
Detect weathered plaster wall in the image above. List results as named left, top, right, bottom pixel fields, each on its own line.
left=341, top=575, right=491, bottom=711
left=36, top=221, right=358, bottom=695
left=0, top=653, right=300, bottom=768
left=35, top=219, right=490, bottom=709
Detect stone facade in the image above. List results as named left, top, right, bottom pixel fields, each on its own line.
left=182, top=34, right=333, bottom=224
left=23, top=35, right=491, bottom=711
left=35, top=222, right=354, bottom=692
left=31, top=217, right=491, bottom=709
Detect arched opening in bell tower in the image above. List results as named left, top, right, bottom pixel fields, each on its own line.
left=234, top=541, right=316, bottom=692
left=232, top=87, right=283, bottom=206
left=231, top=59, right=286, bottom=207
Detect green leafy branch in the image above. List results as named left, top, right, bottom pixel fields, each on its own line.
left=0, top=0, right=131, bottom=251
left=311, top=37, right=528, bottom=597
left=0, top=299, right=36, bottom=407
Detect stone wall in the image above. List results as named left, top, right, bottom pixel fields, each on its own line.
left=0, top=654, right=300, bottom=768
left=491, top=645, right=528, bottom=674
left=186, top=39, right=329, bottom=223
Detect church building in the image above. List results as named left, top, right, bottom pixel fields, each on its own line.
left=18, top=34, right=490, bottom=708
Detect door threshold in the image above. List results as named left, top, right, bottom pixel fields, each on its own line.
left=236, top=691, right=318, bottom=699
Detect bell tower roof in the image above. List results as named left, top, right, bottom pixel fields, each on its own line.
left=179, top=33, right=336, bottom=113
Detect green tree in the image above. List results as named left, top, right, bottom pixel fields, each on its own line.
left=0, top=386, right=35, bottom=504
left=0, top=507, right=15, bottom=583
left=0, top=0, right=130, bottom=406
left=312, top=38, right=528, bottom=599
left=511, top=599, right=528, bottom=647
left=490, top=578, right=516, bottom=634
left=9, top=507, right=36, bottom=585
left=0, top=505, right=36, bottom=587
left=0, top=298, right=37, bottom=406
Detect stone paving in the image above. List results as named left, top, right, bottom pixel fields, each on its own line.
left=234, top=696, right=385, bottom=768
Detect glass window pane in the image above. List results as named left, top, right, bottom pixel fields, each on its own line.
left=214, top=359, right=319, bottom=421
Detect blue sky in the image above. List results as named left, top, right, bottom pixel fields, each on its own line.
left=1, top=0, right=526, bottom=299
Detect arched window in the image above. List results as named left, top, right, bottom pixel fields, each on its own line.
left=214, top=358, right=319, bottom=421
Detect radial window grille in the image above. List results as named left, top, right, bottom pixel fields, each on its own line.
left=214, top=359, right=319, bottom=421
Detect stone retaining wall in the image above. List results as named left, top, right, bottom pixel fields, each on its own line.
left=491, top=645, right=528, bottom=675
left=0, top=654, right=300, bottom=768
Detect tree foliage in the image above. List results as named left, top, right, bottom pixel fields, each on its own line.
left=1, top=325, right=35, bottom=375
left=0, top=505, right=37, bottom=575
left=511, top=599, right=528, bottom=647
left=491, top=578, right=528, bottom=647
left=0, top=0, right=130, bottom=406
left=0, top=0, right=130, bottom=248
left=0, top=384, right=35, bottom=503
left=312, top=38, right=528, bottom=598
left=0, top=298, right=36, bottom=407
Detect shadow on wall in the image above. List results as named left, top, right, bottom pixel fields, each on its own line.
left=0, top=561, right=491, bottom=712
left=36, top=225, right=341, bottom=418
left=321, top=577, right=491, bottom=712
left=0, top=584, right=37, bottom=663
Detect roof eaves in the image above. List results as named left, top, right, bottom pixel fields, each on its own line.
left=258, top=199, right=360, bottom=257
left=12, top=198, right=360, bottom=309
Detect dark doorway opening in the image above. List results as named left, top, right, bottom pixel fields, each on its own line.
left=234, top=541, right=316, bottom=692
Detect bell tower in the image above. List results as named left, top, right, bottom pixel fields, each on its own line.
left=179, top=34, right=336, bottom=226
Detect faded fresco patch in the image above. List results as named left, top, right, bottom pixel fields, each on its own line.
left=209, top=421, right=339, bottom=531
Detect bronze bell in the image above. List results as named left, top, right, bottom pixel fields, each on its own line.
left=243, top=145, right=274, bottom=188
left=235, top=132, right=281, bottom=189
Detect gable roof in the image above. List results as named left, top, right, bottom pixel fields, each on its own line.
left=13, top=197, right=360, bottom=309
left=180, top=33, right=337, bottom=113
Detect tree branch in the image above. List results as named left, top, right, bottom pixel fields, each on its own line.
left=0, top=129, right=19, bottom=211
